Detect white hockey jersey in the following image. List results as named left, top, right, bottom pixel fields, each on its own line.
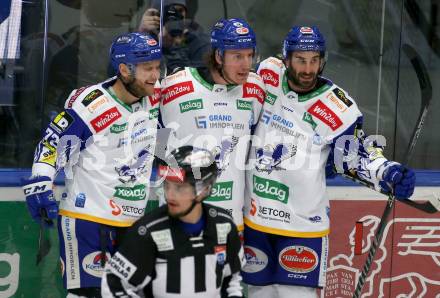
left=245, top=57, right=390, bottom=237
left=32, top=78, right=159, bottom=227
left=160, top=67, right=265, bottom=230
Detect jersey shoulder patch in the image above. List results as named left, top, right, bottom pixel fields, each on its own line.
left=258, top=57, right=284, bottom=89
left=307, top=82, right=361, bottom=133
left=68, top=84, right=121, bottom=133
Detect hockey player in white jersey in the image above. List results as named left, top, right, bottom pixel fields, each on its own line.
left=242, top=26, right=416, bottom=297
left=22, top=32, right=161, bottom=297
left=160, top=18, right=265, bottom=232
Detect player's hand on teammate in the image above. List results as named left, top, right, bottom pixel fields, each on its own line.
left=381, top=164, right=416, bottom=200
left=22, top=176, right=58, bottom=226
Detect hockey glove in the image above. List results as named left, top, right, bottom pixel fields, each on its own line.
left=380, top=164, right=416, bottom=200
left=22, top=176, right=58, bottom=226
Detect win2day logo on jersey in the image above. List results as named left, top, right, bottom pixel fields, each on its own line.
left=307, top=100, right=342, bottom=131
left=259, top=69, right=279, bottom=87
left=91, top=107, right=122, bottom=133
left=243, top=83, right=265, bottom=104
left=162, top=81, right=194, bottom=105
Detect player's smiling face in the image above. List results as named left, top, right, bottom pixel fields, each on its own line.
left=287, top=51, right=321, bottom=92
left=131, top=60, right=161, bottom=96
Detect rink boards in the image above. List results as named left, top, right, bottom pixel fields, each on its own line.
left=0, top=175, right=439, bottom=297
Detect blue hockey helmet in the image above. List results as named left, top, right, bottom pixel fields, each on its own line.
left=109, top=32, right=162, bottom=73
left=210, top=18, right=256, bottom=55
left=282, top=26, right=326, bottom=59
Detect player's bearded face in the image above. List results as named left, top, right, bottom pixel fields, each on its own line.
left=123, top=60, right=161, bottom=97
left=287, top=51, right=321, bottom=92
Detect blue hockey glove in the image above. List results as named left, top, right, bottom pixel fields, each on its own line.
left=380, top=164, right=416, bottom=200
left=22, top=176, right=58, bottom=226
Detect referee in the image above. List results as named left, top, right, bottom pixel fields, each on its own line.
left=101, top=146, right=245, bottom=298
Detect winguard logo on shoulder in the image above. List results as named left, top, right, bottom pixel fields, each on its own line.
left=179, top=99, right=203, bottom=113
left=162, top=81, right=194, bottom=105
left=253, top=175, right=289, bottom=204
left=243, top=83, right=265, bottom=104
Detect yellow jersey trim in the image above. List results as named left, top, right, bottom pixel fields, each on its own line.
left=59, top=209, right=134, bottom=227
left=244, top=217, right=329, bottom=238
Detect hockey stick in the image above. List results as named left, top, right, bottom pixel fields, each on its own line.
left=342, top=172, right=440, bottom=214
left=36, top=209, right=53, bottom=265
left=352, top=43, right=433, bottom=297
left=401, top=43, right=433, bottom=162
left=404, top=0, right=440, bottom=57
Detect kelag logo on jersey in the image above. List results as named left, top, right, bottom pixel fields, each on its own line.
left=308, top=100, right=342, bottom=131
left=236, top=99, right=252, bottom=110
left=149, top=108, right=159, bottom=119
left=81, top=89, right=103, bottom=107
left=265, top=91, right=277, bottom=105
left=278, top=246, right=319, bottom=273
left=113, top=185, right=146, bottom=201
left=179, top=99, right=203, bottom=113
left=206, top=181, right=233, bottom=201
left=253, top=175, right=289, bottom=204
left=162, top=81, right=194, bottom=104
left=91, top=107, right=122, bottom=133
left=110, top=123, right=128, bottom=134
left=302, top=112, right=317, bottom=130
left=243, top=83, right=265, bottom=104
left=260, top=69, right=279, bottom=87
